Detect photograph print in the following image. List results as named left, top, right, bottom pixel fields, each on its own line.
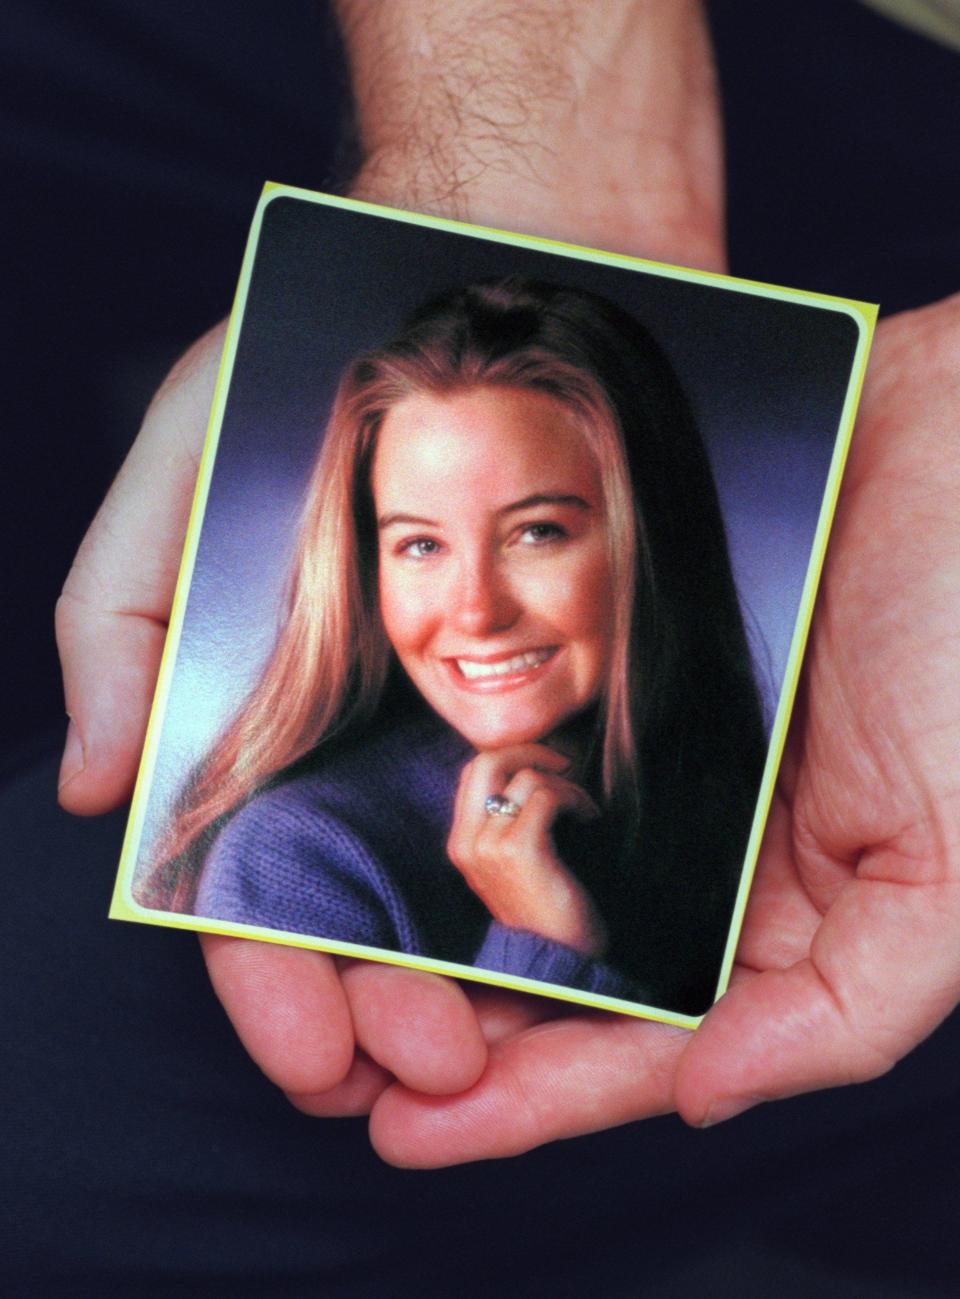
left=112, top=187, right=874, bottom=1025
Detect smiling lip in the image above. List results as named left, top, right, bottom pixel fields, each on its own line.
left=444, top=646, right=559, bottom=691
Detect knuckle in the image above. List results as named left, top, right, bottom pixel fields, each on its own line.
left=533, top=744, right=570, bottom=772
left=507, top=768, right=542, bottom=802
left=475, top=824, right=501, bottom=858
left=473, top=752, right=500, bottom=779
left=479, top=846, right=502, bottom=874
left=53, top=590, right=73, bottom=644
left=153, top=322, right=224, bottom=406
left=54, top=582, right=95, bottom=653
left=846, top=1021, right=902, bottom=1084
left=445, top=832, right=466, bottom=869
left=528, top=786, right=558, bottom=811
left=498, top=838, right=524, bottom=870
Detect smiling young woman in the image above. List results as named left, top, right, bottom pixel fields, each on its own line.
left=139, top=278, right=766, bottom=1015
left=373, top=386, right=614, bottom=753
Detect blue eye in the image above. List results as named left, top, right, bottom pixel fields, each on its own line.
left=399, top=537, right=442, bottom=559
left=520, top=522, right=565, bottom=544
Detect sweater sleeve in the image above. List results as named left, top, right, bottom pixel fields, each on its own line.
left=474, top=922, right=643, bottom=1002
left=194, top=790, right=422, bottom=954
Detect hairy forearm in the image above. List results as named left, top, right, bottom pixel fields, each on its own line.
left=335, top=0, right=725, bottom=269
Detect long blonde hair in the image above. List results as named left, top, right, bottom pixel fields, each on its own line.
left=141, top=277, right=760, bottom=912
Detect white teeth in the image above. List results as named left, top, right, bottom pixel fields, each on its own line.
left=456, top=648, right=554, bottom=679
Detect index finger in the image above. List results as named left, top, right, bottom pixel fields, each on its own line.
left=56, top=323, right=225, bottom=814
left=453, top=744, right=573, bottom=836
left=370, top=1011, right=688, bottom=1167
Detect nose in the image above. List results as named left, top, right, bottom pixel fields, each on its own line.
left=449, top=551, right=521, bottom=637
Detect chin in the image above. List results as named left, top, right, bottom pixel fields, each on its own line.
left=465, top=727, right=546, bottom=751
left=449, top=710, right=561, bottom=752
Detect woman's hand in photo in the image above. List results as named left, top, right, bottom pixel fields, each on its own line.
left=448, top=745, right=605, bottom=954
left=366, top=294, right=960, bottom=1166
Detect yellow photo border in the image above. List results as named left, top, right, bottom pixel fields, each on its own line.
left=110, top=182, right=877, bottom=1032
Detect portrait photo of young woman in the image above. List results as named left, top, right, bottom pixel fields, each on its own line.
left=127, top=194, right=862, bottom=1020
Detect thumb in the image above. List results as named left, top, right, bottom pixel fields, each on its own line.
left=673, top=962, right=892, bottom=1127
left=56, top=592, right=168, bottom=813
left=56, top=322, right=225, bottom=814
left=675, top=872, right=960, bottom=1126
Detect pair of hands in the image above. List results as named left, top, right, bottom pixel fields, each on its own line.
left=56, top=288, right=960, bottom=1166
left=52, top=0, right=959, bottom=1167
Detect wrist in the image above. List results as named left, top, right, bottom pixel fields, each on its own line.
left=488, top=869, right=606, bottom=958
left=541, top=873, right=607, bottom=957
left=339, top=0, right=726, bottom=271
left=349, top=151, right=723, bottom=272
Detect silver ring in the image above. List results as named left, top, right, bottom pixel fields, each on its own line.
left=484, top=793, right=521, bottom=818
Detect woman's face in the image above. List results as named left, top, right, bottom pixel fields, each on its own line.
left=373, top=385, right=615, bottom=750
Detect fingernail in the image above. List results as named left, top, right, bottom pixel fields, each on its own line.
left=698, top=1096, right=760, bottom=1128
left=58, top=718, right=86, bottom=792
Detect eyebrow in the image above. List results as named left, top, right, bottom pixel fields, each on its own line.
left=503, top=493, right=591, bottom=515
left=377, top=494, right=591, bottom=530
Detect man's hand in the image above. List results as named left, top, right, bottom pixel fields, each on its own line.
left=56, top=324, right=494, bottom=1111
left=362, top=294, right=960, bottom=1165
left=56, top=0, right=725, bottom=1124
left=56, top=0, right=960, bottom=1164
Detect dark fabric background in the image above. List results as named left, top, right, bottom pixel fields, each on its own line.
left=2, top=1, right=958, bottom=1293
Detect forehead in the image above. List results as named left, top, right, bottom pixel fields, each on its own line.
left=371, top=386, right=602, bottom=507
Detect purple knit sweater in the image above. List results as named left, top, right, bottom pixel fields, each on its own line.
left=195, top=713, right=641, bottom=1002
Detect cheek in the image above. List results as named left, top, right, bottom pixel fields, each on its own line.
left=561, top=554, right=616, bottom=698
left=378, top=568, right=434, bottom=655
left=545, top=549, right=615, bottom=646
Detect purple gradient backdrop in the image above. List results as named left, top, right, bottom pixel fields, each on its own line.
left=138, top=196, right=859, bottom=858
